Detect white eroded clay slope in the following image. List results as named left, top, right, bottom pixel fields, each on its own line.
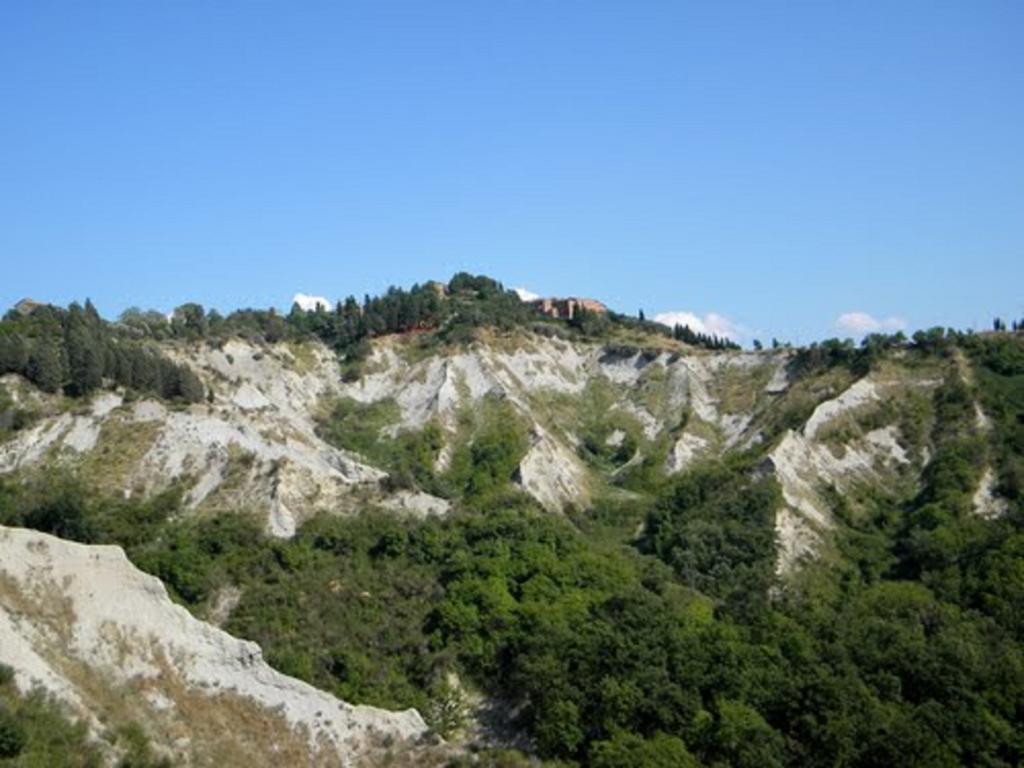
left=0, top=340, right=396, bottom=538
left=1, top=333, right=979, bottom=575
left=0, top=525, right=427, bottom=766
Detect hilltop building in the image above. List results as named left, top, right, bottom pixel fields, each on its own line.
left=529, top=297, right=609, bottom=320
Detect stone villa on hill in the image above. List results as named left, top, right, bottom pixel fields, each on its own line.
left=529, top=297, right=609, bottom=320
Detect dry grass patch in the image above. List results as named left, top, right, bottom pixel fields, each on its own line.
left=79, top=417, right=162, bottom=493
left=284, top=341, right=320, bottom=374
left=716, top=360, right=776, bottom=414
left=0, top=569, right=77, bottom=647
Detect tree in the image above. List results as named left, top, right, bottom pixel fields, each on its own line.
left=171, top=303, right=207, bottom=338
left=64, top=302, right=105, bottom=395
left=119, top=307, right=170, bottom=338
left=206, top=308, right=225, bottom=337
left=128, top=347, right=161, bottom=393
left=27, top=337, right=64, bottom=393
left=426, top=677, right=469, bottom=739
left=533, top=699, right=584, bottom=756
left=262, top=309, right=288, bottom=343
left=708, top=700, right=785, bottom=768
left=0, top=333, right=28, bottom=375
left=752, top=339, right=763, bottom=350
left=591, top=732, right=698, bottom=768
left=24, top=485, right=95, bottom=542
left=570, top=306, right=611, bottom=336
left=175, top=366, right=205, bottom=403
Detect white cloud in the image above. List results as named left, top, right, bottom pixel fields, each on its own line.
left=654, top=310, right=746, bottom=340
left=514, top=287, right=541, bottom=301
left=292, top=293, right=332, bottom=311
left=835, top=311, right=906, bottom=335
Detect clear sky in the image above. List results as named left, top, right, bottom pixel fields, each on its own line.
left=2, top=1, right=1021, bottom=344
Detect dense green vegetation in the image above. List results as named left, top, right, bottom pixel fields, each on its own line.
left=1, top=310, right=1023, bottom=765
left=442, top=398, right=531, bottom=506
left=967, top=333, right=1024, bottom=501
left=639, top=460, right=780, bottom=617
left=0, top=300, right=203, bottom=402
left=668, top=323, right=740, bottom=352
left=315, top=393, right=530, bottom=503
left=101, top=273, right=740, bottom=365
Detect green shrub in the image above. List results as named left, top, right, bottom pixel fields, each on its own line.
left=0, top=708, right=26, bottom=758
left=590, top=731, right=698, bottom=768
left=0, top=686, right=102, bottom=766
left=444, top=398, right=529, bottom=505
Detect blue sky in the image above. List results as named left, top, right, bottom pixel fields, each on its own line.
left=2, top=1, right=1021, bottom=344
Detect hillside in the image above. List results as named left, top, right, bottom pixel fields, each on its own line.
left=0, top=328, right=987, bottom=573
left=0, top=286, right=1022, bottom=766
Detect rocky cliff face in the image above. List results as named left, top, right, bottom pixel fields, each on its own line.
left=2, top=331, right=991, bottom=574
left=1, top=340, right=387, bottom=538
left=0, top=525, right=427, bottom=766
left=328, top=336, right=969, bottom=573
